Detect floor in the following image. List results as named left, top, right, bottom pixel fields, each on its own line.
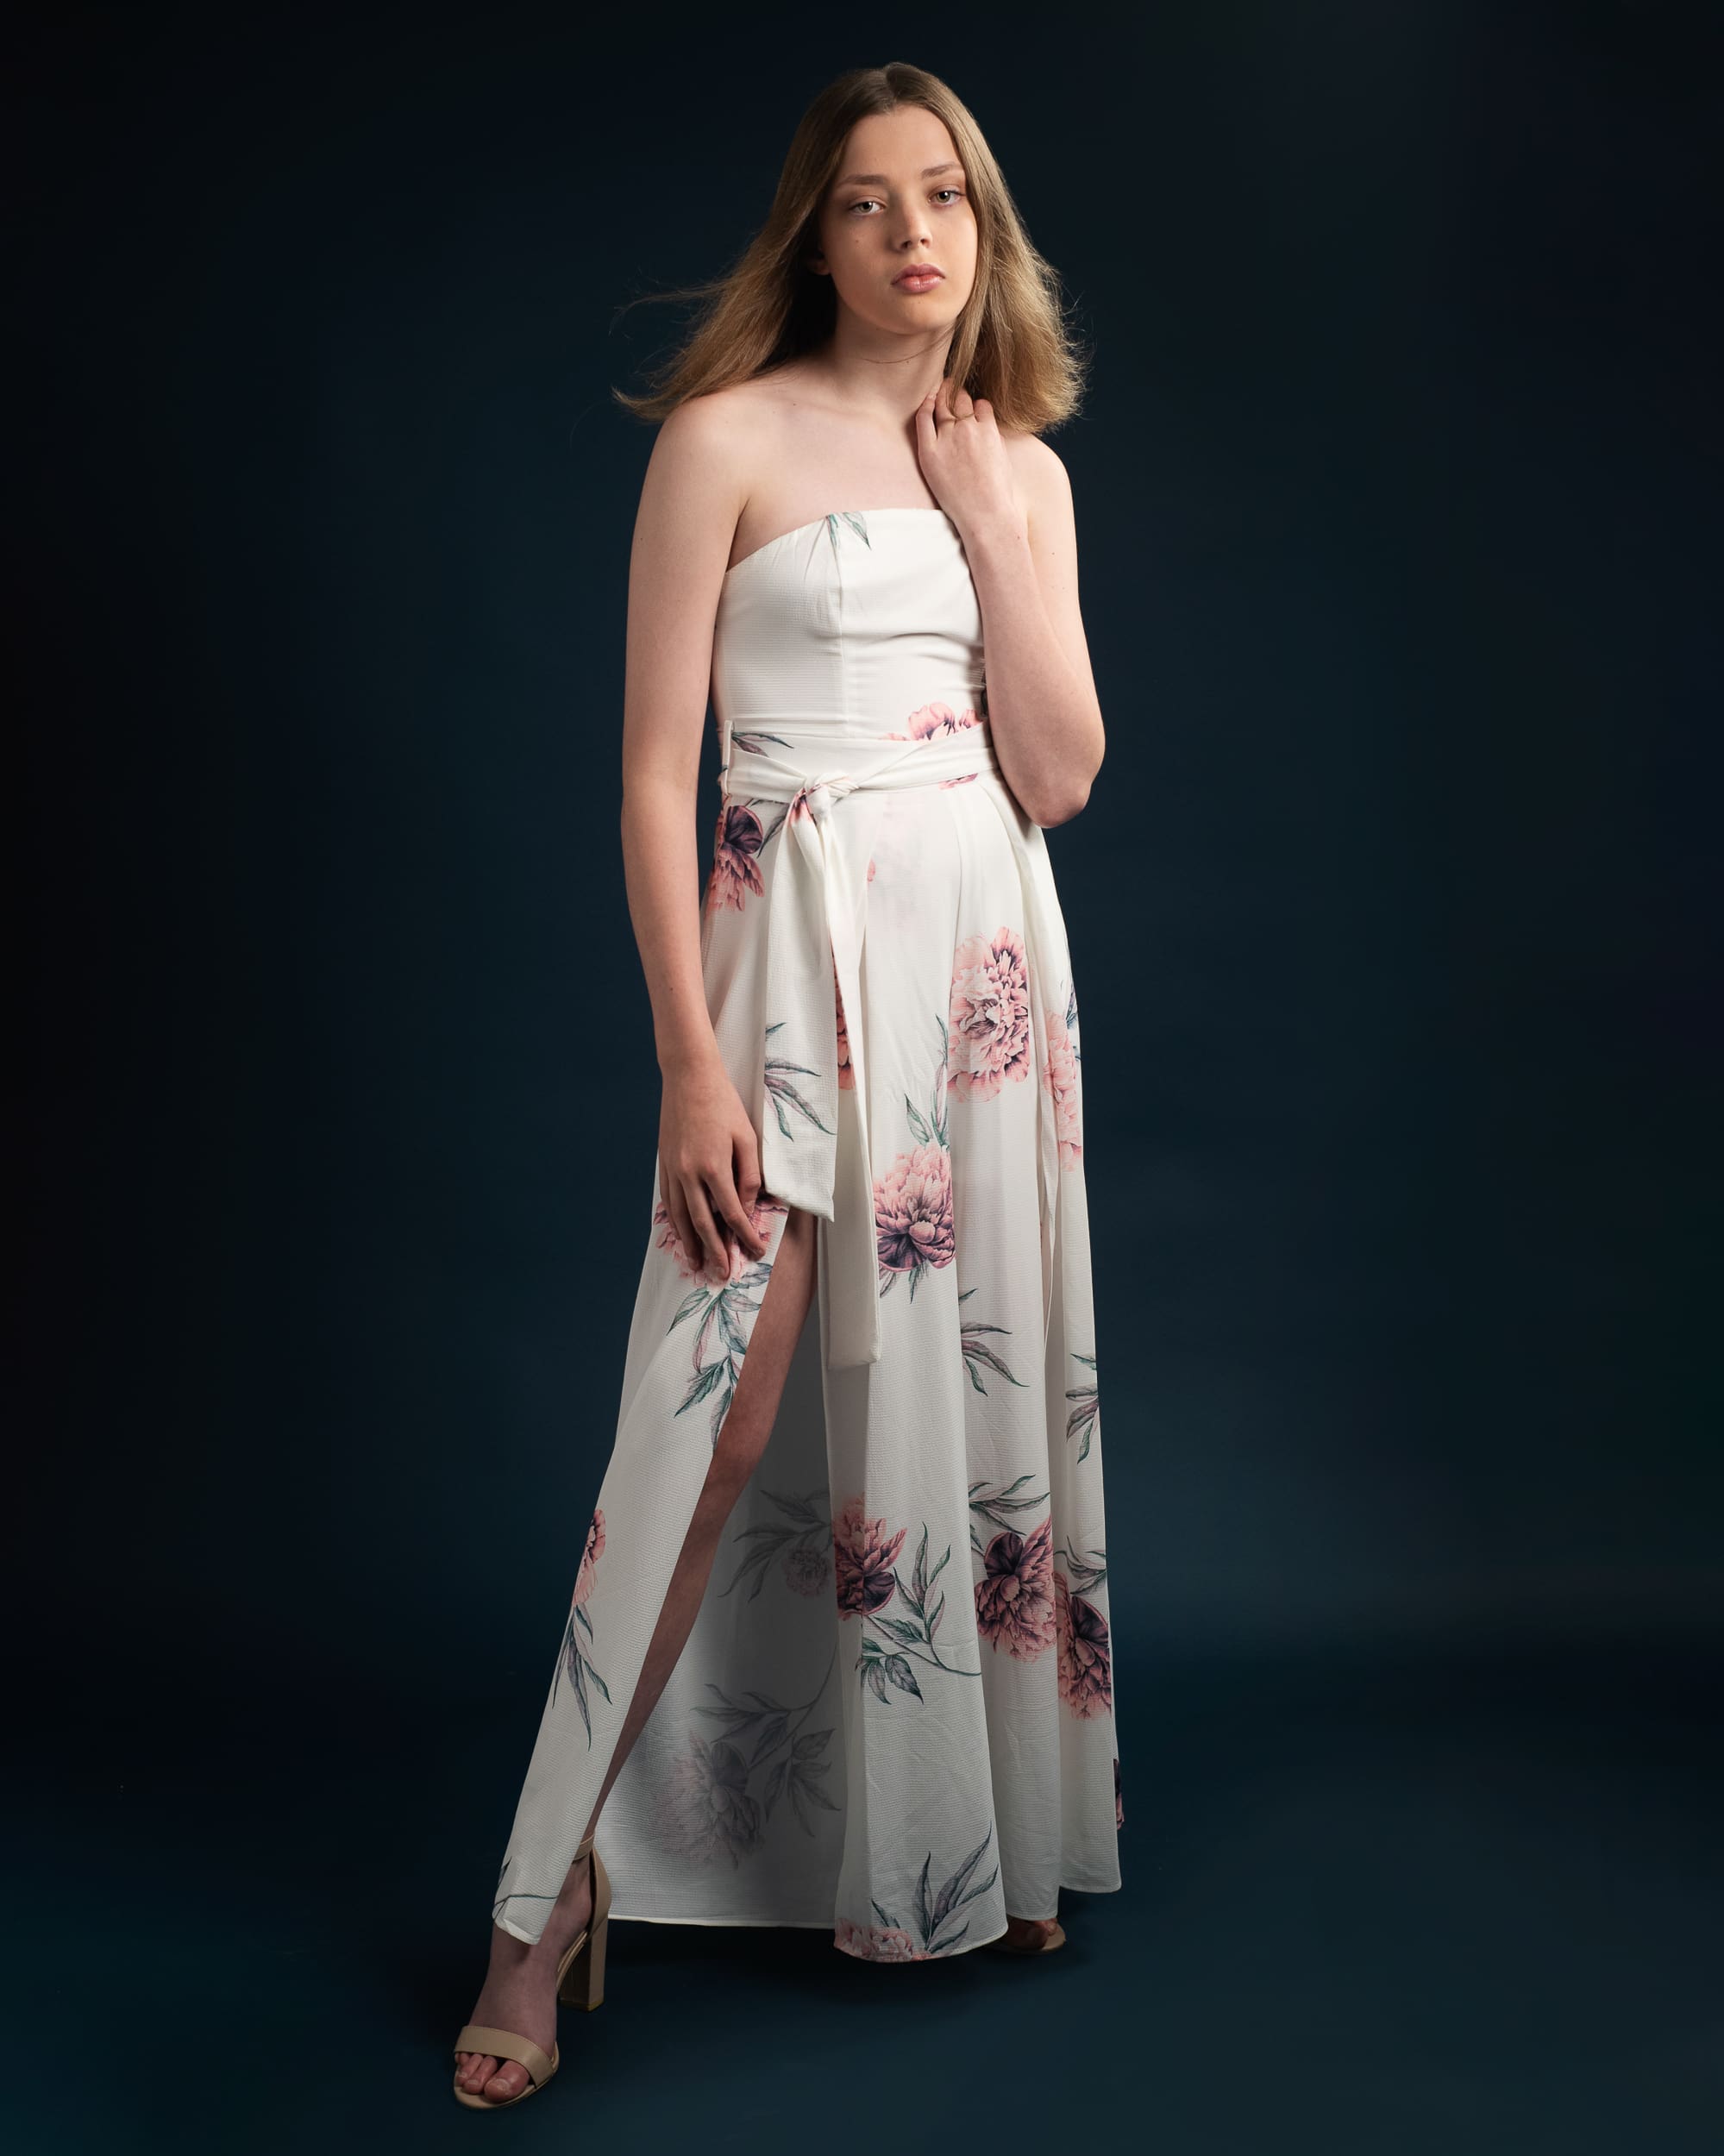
left=13, top=1635, right=1720, bottom=2155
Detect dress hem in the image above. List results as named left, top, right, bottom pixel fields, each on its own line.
left=497, top=1871, right=1122, bottom=1954
left=603, top=1871, right=1125, bottom=1936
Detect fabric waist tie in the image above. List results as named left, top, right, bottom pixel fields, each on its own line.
left=715, top=711, right=1058, bottom=1370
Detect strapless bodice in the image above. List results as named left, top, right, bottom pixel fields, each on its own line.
left=712, top=507, right=987, bottom=736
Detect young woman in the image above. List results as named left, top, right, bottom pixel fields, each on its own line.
left=455, top=60, right=1120, bottom=2110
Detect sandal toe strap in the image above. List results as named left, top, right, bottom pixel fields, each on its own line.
left=453, top=2024, right=555, bottom=2088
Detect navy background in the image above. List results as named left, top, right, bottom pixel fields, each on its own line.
left=13, top=3, right=1719, bottom=2150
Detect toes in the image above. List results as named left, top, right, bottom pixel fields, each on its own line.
left=484, top=2062, right=529, bottom=2103
left=455, top=2052, right=496, bottom=2091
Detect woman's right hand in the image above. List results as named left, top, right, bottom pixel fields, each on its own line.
left=658, top=1050, right=771, bottom=1284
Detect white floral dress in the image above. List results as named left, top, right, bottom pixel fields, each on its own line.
left=492, top=506, right=1121, bottom=1961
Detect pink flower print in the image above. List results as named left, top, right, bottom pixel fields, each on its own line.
left=835, top=1916, right=928, bottom=1962
left=1040, top=1003, right=1082, bottom=1168
left=708, top=801, right=766, bottom=912
left=974, top=1517, right=1056, bottom=1661
left=833, top=1493, right=906, bottom=1619
left=883, top=701, right=985, bottom=742
left=781, top=1543, right=829, bottom=1596
left=1114, top=1753, right=1124, bottom=1830
left=1054, top=1569, right=1113, bottom=1719
left=652, top=1198, right=709, bottom=1282
left=835, top=971, right=853, bottom=1092
left=873, top=1142, right=956, bottom=1275
left=867, top=855, right=877, bottom=882
left=652, top=1191, right=788, bottom=1283
left=948, top=927, right=1031, bottom=1101
left=571, top=1507, right=605, bottom=1611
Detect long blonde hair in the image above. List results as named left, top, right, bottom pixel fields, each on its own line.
left=612, top=62, right=1088, bottom=433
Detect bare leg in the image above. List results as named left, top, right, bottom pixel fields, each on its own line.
left=456, top=1206, right=819, bottom=2102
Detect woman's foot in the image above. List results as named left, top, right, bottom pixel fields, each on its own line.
left=994, top=1910, right=1064, bottom=1952
left=454, top=1849, right=596, bottom=2104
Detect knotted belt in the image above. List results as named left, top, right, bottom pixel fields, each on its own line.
left=716, top=711, right=1064, bottom=1369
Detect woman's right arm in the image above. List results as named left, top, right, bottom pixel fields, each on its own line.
left=619, top=395, right=769, bottom=1287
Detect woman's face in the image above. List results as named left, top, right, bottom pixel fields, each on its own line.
left=811, top=105, right=979, bottom=338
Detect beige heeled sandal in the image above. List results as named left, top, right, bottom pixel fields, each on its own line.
left=452, top=1829, right=612, bottom=2110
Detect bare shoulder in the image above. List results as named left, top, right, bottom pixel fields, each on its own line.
left=638, top=372, right=821, bottom=555
left=633, top=380, right=787, bottom=585
left=643, top=380, right=766, bottom=500
left=999, top=429, right=1075, bottom=531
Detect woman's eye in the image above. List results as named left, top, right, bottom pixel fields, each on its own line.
left=846, top=188, right=965, bottom=214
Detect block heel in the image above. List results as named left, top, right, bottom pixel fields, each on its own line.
left=555, top=1833, right=611, bottom=2010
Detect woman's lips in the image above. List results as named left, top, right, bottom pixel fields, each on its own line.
left=893, top=269, right=944, bottom=293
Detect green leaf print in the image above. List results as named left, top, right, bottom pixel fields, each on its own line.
left=668, top=1253, right=779, bottom=1446
left=1057, top=1537, right=1107, bottom=1597
left=764, top=1018, right=836, bottom=1139
left=903, top=1012, right=952, bottom=1151
left=716, top=1484, right=832, bottom=1602
left=826, top=510, right=871, bottom=558
left=1066, top=1350, right=1100, bottom=1460
left=866, top=1822, right=1000, bottom=1958
left=685, top=1648, right=841, bottom=1840
left=551, top=1597, right=613, bottom=1745
left=956, top=1285, right=1029, bottom=1395
left=968, top=1471, right=1050, bottom=1556
left=855, top=1521, right=974, bottom=1700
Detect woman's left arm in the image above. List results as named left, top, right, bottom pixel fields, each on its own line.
left=917, top=383, right=1105, bottom=826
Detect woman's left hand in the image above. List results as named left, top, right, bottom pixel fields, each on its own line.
left=914, top=377, right=1024, bottom=542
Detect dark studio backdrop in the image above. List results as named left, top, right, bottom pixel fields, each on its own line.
left=13, top=3, right=1719, bottom=2151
